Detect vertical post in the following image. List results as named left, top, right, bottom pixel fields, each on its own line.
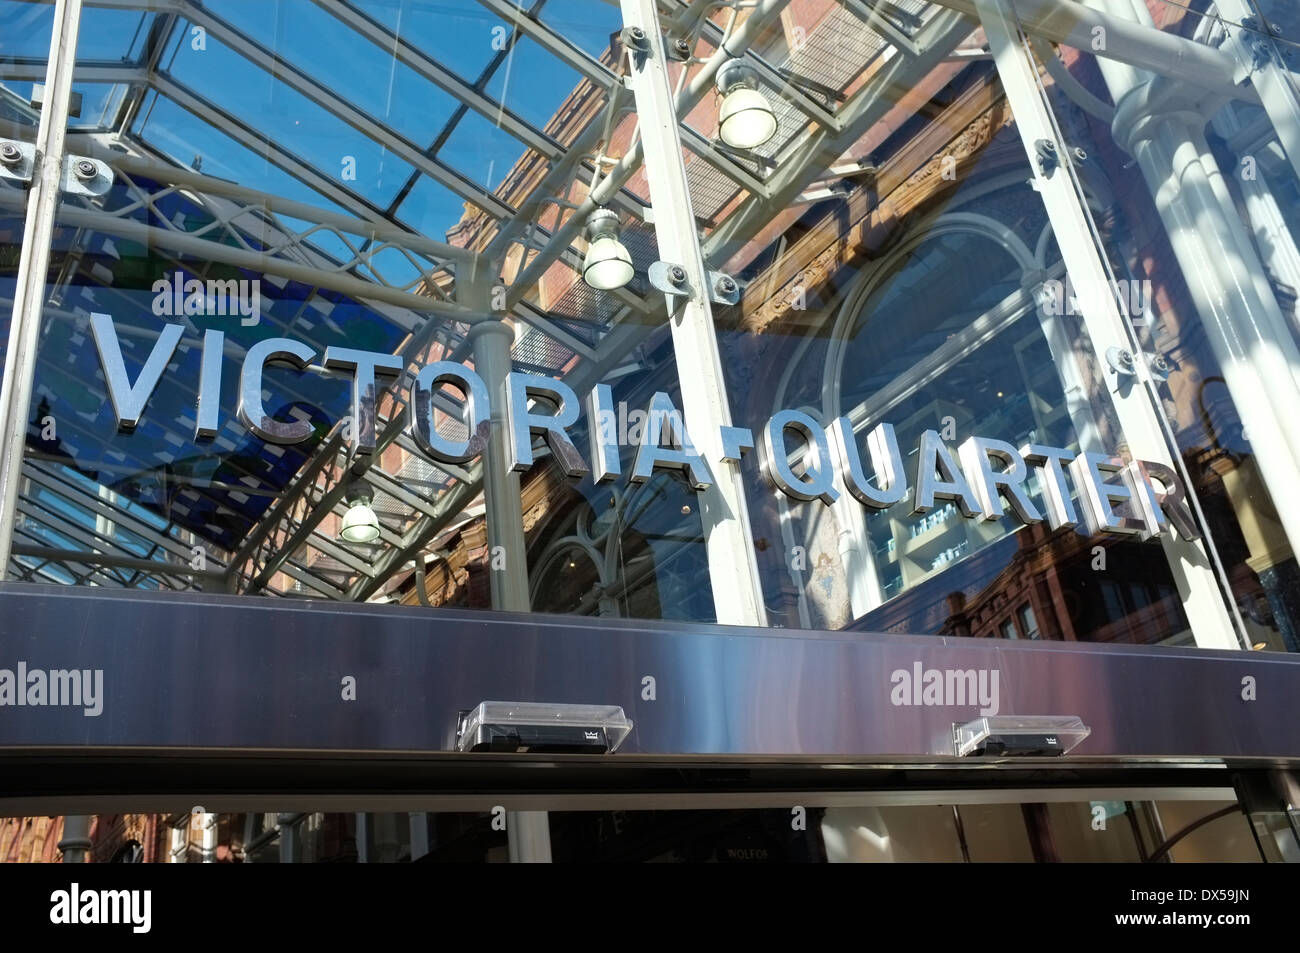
left=618, top=0, right=768, bottom=626
left=277, top=813, right=301, bottom=864
left=465, top=275, right=553, bottom=861
left=57, top=815, right=92, bottom=863
left=976, top=0, right=1243, bottom=650
left=354, top=812, right=372, bottom=863
left=1214, top=0, right=1300, bottom=187
left=467, top=309, right=530, bottom=609
left=0, top=0, right=84, bottom=572
left=199, top=811, right=217, bottom=862
left=408, top=812, right=431, bottom=860
left=505, top=811, right=553, bottom=863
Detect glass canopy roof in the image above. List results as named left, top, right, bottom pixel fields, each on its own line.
left=0, top=0, right=964, bottom=598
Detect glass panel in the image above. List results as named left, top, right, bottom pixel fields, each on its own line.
left=0, top=794, right=1266, bottom=863
left=1016, top=0, right=1300, bottom=653
left=676, top=3, right=1232, bottom=645
left=0, top=0, right=55, bottom=369
left=0, top=0, right=706, bottom=624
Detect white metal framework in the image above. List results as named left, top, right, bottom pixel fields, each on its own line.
left=0, top=0, right=1296, bottom=652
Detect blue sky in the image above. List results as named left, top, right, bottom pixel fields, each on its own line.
left=0, top=0, right=620, bottom=238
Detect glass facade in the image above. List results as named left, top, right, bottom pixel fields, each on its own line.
left=2, top=0, right=1300, bottom=865
left=0, top=0, right=1296, bottom=651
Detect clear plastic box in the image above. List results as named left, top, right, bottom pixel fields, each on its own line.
left=456, top=701, right=634, bottom=753
left=953, top=715, right=1091, bottom=757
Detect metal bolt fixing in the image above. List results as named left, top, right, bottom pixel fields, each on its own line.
left=674, top=38, right=690, bottom=56
left=1151, top=355, right=1170, bottom=373
left=715, top=275, right=737, bottom=295
left=74, top=159, right=98, bottom=181
left=0, top=143, right=21, bottom=167
left=1118, top=349, right=1134, bottom=366
left=668, top=265, right=687, bottom=287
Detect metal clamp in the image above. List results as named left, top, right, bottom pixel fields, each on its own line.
left=648, top=261, right=742, bottom=307
left=0, top=143, right=114, bottom=196
left=1105, top=345, right=1138, bottom=377
left=1146, top=351, right=1171, bottom=382
left=619, top=25, right=650, bottom=52
left=62, top=155, right=113, bottom=198
left=1106, top=345, right=1172, bottom=384
left=618, top=25, right=651, bottom=70
left=708, top=271, right=740, bottom=305
left=665, top=35, right=692, bottom=62
left=0, top=140, right=34, bottom=186
left=648, top=260, right=690, bottom=296
left=1035, top=139, right=1059, bottom=177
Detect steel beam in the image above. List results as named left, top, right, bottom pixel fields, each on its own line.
left=42, top=201, right=476, bottom=321
left=181, top=4, right=517, bottom=221
left=928, top=0, right=1250, bottom=102
left=316, top=0, right=563, bottom=162
left=618, top=0, right=767, bottom=626
left=702, top=8, right=975, bottom=264
left=10, top=544, right=223, bottom=582
left=0, top=0, right=88, bottom=575
left=151, top=74, right=396, bottom=226
left=476, top=0, right=619, bottom=90
left=503, top=0, right=795, bottom=311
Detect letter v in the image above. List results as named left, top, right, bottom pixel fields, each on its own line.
left=90, top=313, right=185, bottom=431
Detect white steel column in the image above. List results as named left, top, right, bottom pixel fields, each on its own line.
left=1215, top=0, right=1300, bottom=186
left=0, top=0, right=84, bottom=572
left=618, top=0, right=768, bottom=626
left=1085, top=0, right=1300, bottom=575
left=976, top=0, right=1243, bottom=649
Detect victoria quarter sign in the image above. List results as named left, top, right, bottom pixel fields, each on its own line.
left=90, top=313, right=1201, bottom=543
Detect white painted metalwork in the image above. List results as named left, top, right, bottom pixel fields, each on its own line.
left=618, top=0, right=769, bottom=626
left=976, top=0, right=1244, bottom=650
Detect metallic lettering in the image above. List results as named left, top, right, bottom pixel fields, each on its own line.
left=323, top=346, right=404, bottom=456
left=630, top=391, right=713, bottom=490
left=913, top=429, right=981, bottom=516
left=1068, top=452, right=1147, bottom=536
left=237, top=337, right=316, bottom=445
left=760, top=409, right=839, bottom=504
left=829, top=417, right=906, bottom=509
left=90, top=312, right=184, bottom=432
left=587, top=382, right=620, bottom=483
left=195, top=329, right=224, bottom=441
left=506, top=372, right=588, bottom=477
left=1021, top=444, right=1079, bottom=530
left=408, top=361, right=490, bottom=463
left=959, top=436, right=1042, bottom=524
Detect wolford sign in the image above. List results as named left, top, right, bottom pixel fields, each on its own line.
left=89, top=313, right=1200, bottom=541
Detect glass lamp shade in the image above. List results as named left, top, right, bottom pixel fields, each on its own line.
left=582, top=235, right=635, bottom=290
left=718, top=86, right=778, bottom=150
left=340, top=499, right=380, bottom=543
